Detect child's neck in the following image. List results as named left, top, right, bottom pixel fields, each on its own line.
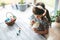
left=36, top=17, right=42, bottom=20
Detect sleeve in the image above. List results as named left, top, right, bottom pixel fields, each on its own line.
left=29, top=15, right=35, bottom=20
left=42, top=22, right=49, bottom=30
left=43, top=18, right=49, bottom=30
left=45, top=25, right=49, bottom=30
left=29, top=15, right=36, bottom=26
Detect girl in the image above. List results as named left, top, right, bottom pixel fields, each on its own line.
left=30, top=4, right=49, bottom=38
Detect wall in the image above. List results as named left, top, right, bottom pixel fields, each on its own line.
left=58, top=0, right=60, bottom=10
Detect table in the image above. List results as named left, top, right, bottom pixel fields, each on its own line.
left=0, top=5, right=46, bottom=40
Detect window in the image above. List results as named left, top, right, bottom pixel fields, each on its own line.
left=58, top=0, right=60, bottom=10
left=0, top=0, right=59, bottom=16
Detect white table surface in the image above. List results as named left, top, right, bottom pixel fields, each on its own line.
left=0, top=5, right=46, bottom=40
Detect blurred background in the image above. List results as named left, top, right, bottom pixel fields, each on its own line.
left=0, top=0, right=60, bottom=22
left=0, top=0, right=60, bottom=14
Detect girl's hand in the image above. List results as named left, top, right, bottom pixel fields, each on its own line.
left=31, top=20, right=35, bottom=25
left=30, top=20, right=35, bottom=26
left=33, top=28, right=38, bottom=33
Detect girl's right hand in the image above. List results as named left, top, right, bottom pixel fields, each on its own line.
left=31, top=20, right=35, bottom=25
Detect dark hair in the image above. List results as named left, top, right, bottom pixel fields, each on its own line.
left=33, top=7, right=44, bottom=15
left=35, top=2, right=51, bottom=23
left=56, top=16, right=60, bottom=23
left=36, top=2, right=45, bottom=9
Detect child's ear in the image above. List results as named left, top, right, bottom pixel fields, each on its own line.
left=43, top=9, right=46, bottom=16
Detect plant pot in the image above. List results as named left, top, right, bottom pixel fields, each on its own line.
left=18, top=4, right=27, bottom=11
left=11, top=4, right=18, bottom=10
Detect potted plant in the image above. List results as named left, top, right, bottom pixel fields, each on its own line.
left=1, top=2, right=6, bottom=8
left=18, top=0, right=27, bottom=11
left=51, top=10, right=60, bottom=22
left=57, top=10, right=60, bottom=16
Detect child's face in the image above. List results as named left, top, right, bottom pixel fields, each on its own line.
left=34, top=14, right=43, bottom=19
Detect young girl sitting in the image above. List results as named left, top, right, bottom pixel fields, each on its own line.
left=30, top=3, right=49, bottom=38
left=47, top=16, right=60, bottom=40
